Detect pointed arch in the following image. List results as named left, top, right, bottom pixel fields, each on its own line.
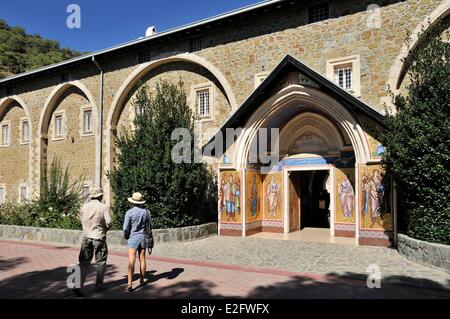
left=234, top=85, right=371, bottom=169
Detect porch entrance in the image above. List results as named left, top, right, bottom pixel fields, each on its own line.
left=288, top=170, right=331, bottom=232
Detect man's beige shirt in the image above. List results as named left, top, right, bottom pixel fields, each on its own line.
left=80, top=200, right=112, bottom=240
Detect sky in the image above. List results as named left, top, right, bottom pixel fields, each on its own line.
left=1, top=0, right=261, bottom=53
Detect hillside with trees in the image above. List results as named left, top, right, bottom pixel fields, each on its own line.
left=0, top=19, right=83, bottom=79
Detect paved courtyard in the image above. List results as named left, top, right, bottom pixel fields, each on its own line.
left=152, top=236, right=450, bottom=289
left=0, top=237, right=449, bottom=299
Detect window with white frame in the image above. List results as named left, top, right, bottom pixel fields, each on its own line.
left=54, top=114, right=64, bottom=138
left=82, top=185, right=90, bottom=203
left=83, top=109, right=93, bottom=134
left=21, top=120, right=30, bottom=143
left=19, top=185, right=28, bottom=203
left=326, top=56, right=361, bottom=97
left=1, top=123, right=10, bottom=146
left=0, top=187, right=5, bottom=204
left=196, top=89, right=210, bottom=118
left=334, top=64, right=353, bottom=91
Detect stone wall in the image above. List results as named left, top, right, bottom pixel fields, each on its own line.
left=0, top=223, right=218, bottom=247
left=0, top=0, right=446, bottom=205
left=398, top=234, right=450, bottom=271
left=46, top=88, right=96, bottom=186
left=0, top=102, right=30, bottom=201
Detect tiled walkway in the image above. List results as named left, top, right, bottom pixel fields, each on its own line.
left=0, top=238, right=449, bottom=298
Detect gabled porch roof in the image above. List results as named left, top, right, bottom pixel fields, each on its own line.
left=204, top=55, right=385, bottom=153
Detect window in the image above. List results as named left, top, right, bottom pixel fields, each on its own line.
left=83, top=109, right=93, bottom=134
left=196, top=89, right=210, bottom=117
left=19, top=185, right=28, bottom=203
left=189, top=37, right=203, bottom=52
left=0, top=187, right=5, bottom=204
left=326, top=55, right=361, bottom=97
left=55, top=114, right=64, bottom=138
left=21, top=120, right=30, bottom=143
left=334, top=65, right=353, bottom=91
left=1, top=123, right=10, bottom=146
left=139, top=50, right=152, bottom=63
left=82, top=186, right=90, bottom=203
left=309, top=3, right=330, bottom=23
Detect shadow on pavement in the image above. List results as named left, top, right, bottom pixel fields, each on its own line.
left=0, top=263, right=449, bottom=299
left=0, top=256, right=29, bottom=272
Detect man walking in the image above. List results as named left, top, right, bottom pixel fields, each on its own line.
left=73, top=188, right=111, bottom=297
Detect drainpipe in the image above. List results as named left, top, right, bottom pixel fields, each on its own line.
left=92, top=56, right=104, bottom=188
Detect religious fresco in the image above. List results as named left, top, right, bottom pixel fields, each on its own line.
left=335, top=168, right=356, bottom=224
left=263, top=173, right=283, bottom=221
left=246, top=171, right=263, bottom=222
left=359, top=165, right=393, bottom=231
left=218, top=171, right=242, bottom=223
left=366, top=134, right=385, bottom=159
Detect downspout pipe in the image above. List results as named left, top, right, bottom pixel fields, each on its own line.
left=92, top=56, right=104, bottom=188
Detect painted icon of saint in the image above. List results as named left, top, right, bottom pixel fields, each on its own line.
left=249, top=175, right=258, bottom=218
left=266, top=175, right=280, bottom=218
left=222, top=175, right=239, bottom=222
left=218, top=179, right=225, bottom=214
left=368, top=169, right=384, bottom=227
left=361, top=172, right=371, bottom=216
left=339, top=174, right=355, bottom=220
left=361, top=169, right=386, bottom=228
left=233, top=176, right=241, bottom=215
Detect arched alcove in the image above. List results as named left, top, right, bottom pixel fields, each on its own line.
left=235, top=85, right=370, bottom=169
left=38, top=81, right=98, bottom=191
left=0, top=96, right=33, bottom=201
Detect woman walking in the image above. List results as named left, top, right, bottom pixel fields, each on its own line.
left=123, top=192, right=154, bottom=292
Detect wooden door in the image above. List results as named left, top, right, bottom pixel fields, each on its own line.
left=289, top=172, right=301, bottom=232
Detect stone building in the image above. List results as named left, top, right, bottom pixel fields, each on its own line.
left=0, top=0, right=449, bottom=246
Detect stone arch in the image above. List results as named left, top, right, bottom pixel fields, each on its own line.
left=388, top=0, right=450, bottom=92
left=104, top=53, right=237, bottom=204
left=279, top=112, right=346, bottom=157
left=0, top=96, right=33, bottom=197
left=234, top=85, right=371, bottom=169
left=107, top=53, right=237, bottom=129
left=37, top=81, right=99, bottom=190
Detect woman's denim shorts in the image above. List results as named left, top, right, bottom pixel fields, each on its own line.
left=127, top=236, right=146, bottom=249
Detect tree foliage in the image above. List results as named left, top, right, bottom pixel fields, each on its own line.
left=108, top=81, right=216, bottom=229
left=0, top=19, right=82, bottom=78
left=380, top=22, right=450, bottom=245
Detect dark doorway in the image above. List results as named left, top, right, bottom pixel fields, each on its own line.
left=298, top=170, right=330, bottom=229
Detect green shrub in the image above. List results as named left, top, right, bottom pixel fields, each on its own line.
left=380, top=22, right=450, bottom=245
left=32, top=158, right=83, bottom=229
left=0, top=202, right=35, bottom=226
left=0, top=158, right=83, bottom=229
left=109, top=81, right=216, bottom=229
